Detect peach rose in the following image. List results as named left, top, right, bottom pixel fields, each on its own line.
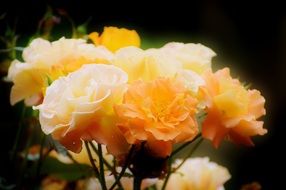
left=35, top=64, right=129, bottom=157
left=202, top=68, right=267, bottom=147
left=114, top=78, right=199, bottom=157
left=7, top=37, right=113, bottom=106
left=157, top=157, right=231, bottom=190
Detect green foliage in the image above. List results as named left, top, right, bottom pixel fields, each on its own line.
left=41, top=157, right=92, bottom=181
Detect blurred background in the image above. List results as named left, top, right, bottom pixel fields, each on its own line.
left=1, top=0, right=285, bottom=189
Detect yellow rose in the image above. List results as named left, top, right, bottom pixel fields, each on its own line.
left=89, top=26, right=141, bottom=52
left=35, top=64, right=129, bottom=157
left=157, top=157, right=231, bottom=190
left=112, top=47, right=182, bottom=82
left=161, top=42, right=216, bottom=74
left=7, top=37, right=113, bottom=106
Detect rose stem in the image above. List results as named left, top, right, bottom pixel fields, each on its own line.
left=109, top=145, right=135, bottom=190
left=170, top=133, right=202, bottom=158
left=89, top=142, right=123, bottom=189
left=173, top=137, right=203, bottom=172
left=84, top=141, right=103, bottom=187
left=133, top=175, right=143, bottom=190
left=98, top=143, right=108, bottom=190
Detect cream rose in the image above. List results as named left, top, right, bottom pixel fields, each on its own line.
left=7, top=37, right=113, bottom=106
left=161, top=42, right=216, bottom=74
left=157, top=157, right=231, bottom=190
left=112, top=46, right=182, bottom=82
left=176, top=69, right=205, bottom=93
left=35, top=64, right=129, bottom=156
left=81, top=175, right=157, bottom=190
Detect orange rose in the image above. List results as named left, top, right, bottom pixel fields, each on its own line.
left=201, top=68, right=267, bottom=147
left=114, top=78, right=199, bottom=157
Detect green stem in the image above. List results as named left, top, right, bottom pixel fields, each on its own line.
left=17, top=130, right=33, bottom=188
left=162, top=135, right=203, bottom=190
left=98, top=144, right=107, bottom=190
left=89, top=142, right=115, bottom=173
left=11, top=106, right=26, bottom=162
left=35, top=134, right=46, bottom=178
left=173, top=137, right=203, bottom=172
left=89, top=142, right=124, bottom=188
left=170, top=133, right=201, bottom=158
left=84, top=141, right=100, bottom=179
left=161, top=159, right=172, bottom=190
left=0, top=47, right=24, bottom=53
left=133, top=176, right=142, bottom=190
left=109, top=145, right=135, bottom=190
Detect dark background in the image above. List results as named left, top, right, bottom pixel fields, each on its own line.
left=1, top=0, right=286, bottom=189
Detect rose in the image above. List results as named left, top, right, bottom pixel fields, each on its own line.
left=201, top=68, right=267, bottom=147
left=7, top=37, right=113, bottom=106
left=112, top=47, right=182, bottom=82
left=89, top=26, right=141, bottom=52
left=157, top=157, right=231, bottom=190
left=35, top=64, right=129, bottom=157
left=115, top=77, right=199, bottom=157
left=161, top=42, right=216, bottom=74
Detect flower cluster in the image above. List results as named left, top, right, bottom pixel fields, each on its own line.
left=7, top=26, right=267, bottom=189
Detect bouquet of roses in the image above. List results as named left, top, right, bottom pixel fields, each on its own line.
left=4, top=25, right=267, bottom=190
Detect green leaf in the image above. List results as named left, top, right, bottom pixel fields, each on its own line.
left=76, top=17, right=92, bottom=37
left=30, top=156, right=93, bottom=181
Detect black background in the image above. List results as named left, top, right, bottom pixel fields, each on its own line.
left=1, top=0, right=286, bottom=189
